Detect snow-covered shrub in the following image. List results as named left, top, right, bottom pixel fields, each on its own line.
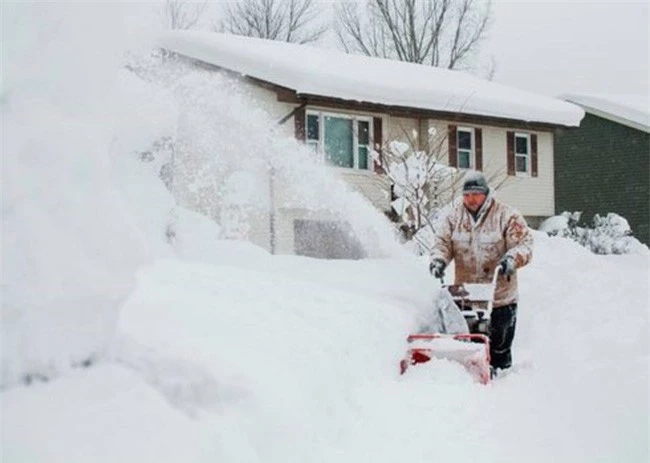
left=540, top=212, right=647, bottom=255
left=376, top=129, right=456, bottom=255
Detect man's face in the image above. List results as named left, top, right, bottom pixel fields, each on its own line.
left=463, top=192, right=487, bottom=213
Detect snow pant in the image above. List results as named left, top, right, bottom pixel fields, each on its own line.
left=489, top=303, right=517, bottom=369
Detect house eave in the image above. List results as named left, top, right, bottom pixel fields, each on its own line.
left=186, top=56, right=571, bottom=132
left=580, top=104, right=650, bottom=134
left=246, top=76, right=569, bottom=132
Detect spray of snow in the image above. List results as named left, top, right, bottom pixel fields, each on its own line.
left=0, top=2, right=157, bottom=388
left=149, top=60, right=404, bottom=258
left=1, top=3, right=404, bottom=389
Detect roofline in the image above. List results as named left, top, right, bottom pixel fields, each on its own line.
left=188, top=56, right=571, bottom=132
left=572, top=102, right=650, bottom=134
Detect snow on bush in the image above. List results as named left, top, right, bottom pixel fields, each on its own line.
left=539, top=211, right=648, bottom=255
left=377, top=129, right=456, bottom=255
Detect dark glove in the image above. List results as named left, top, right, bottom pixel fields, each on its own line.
left=429, top=258, right=447, bottom=279
left=498, top=255, right=516, bottom=276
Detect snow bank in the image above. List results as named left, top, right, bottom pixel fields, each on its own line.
left=3, top=236, right=647, bottom=462
left=1, top=3, right=153, bottom=388
left=539, top=212, right=649, bottom=255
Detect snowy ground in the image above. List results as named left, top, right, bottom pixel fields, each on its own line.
left=2, top=234, right=648, bottom=463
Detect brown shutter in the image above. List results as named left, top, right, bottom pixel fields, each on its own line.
left=448, top=125, right=458, bottom=167
left=474, top=128, right=483, bottom=171
left=373, top=117, right=385, bottom=174
left=294, top=106, right=306, bottom=141
left=531, top=133, right=538, bottom=177
left=506, top=131, right=515, bottom=176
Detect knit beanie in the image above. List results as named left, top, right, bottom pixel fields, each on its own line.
left=462, top=171, right=490, bottom=195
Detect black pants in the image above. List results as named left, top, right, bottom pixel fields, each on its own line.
left=489, top=303, right=517, bottom=369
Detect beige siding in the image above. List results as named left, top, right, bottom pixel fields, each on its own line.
left=337, top=168, right=391, bottom=211
left=386, top=116, right=420, bottom=145
left=429, top=120, right=556, bottom=218
left=480, top=128, right=555, bottom=217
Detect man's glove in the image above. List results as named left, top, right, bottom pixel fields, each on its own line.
left=429, top=258, right=447, bottom=279
left=498, top=255, right=516, bottom=276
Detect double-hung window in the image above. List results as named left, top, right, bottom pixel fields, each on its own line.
left=514, top=133, right=530, bottom=175
left=457, top=127, right=474, bottom=169
left=306, top=111, right=371, bottom=170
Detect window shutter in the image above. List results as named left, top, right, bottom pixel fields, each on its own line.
left=448, top=125, right=458, bottom=167
left=506, top=131, right=515, bottom=176
left=373, top=117, right=385, bottom=174
left=294, top=106, right=306, bottom=141
left=531, top=134, right=538, bottom=177
left=475, top=128, right=483, bottom=171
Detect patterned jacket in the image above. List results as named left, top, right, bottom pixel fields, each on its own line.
left=430, top=194, right=533, bottom=307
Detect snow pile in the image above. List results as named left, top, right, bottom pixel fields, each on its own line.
left=0, top=1, right=402, bottom=389
left=2, top=235, right=648, bottom=463
left=540, top=211, right=648, bottom=255
left=1, top=3, right=152, bottom=388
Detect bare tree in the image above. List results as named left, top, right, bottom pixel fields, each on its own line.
left=335, top=0, right=491, bottom=69
left=163, top=0, right=208, bottom=30
left=218, top=0, right=327, bottom=44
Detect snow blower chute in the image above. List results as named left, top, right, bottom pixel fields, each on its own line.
left=400, top=268, right=500, bottom=384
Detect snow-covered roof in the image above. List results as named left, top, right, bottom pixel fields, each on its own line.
left=159, top=31, right=584, bottom=128
left=561, top=94, right=650, bottom=133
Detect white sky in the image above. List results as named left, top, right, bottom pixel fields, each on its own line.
left=484, top=0, right=650, bottom=102
left=63, top=0, right=650, bottom=106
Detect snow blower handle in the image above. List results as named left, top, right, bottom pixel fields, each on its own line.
left=486, top=266, right=501, bottom=314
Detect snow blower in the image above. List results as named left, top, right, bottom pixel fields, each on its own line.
left=399, top=268, right=500, bottom=384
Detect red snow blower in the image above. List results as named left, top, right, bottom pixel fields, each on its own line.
left=399, top=268, right=500, bottom=385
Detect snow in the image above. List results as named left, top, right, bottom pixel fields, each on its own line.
left=2, top=5, right=649, bottom=463
left=3, top=240, right=648, bottom=462
left=561, top=93, right=650, bottom=131
left=159, top=31, right=585, bottom=127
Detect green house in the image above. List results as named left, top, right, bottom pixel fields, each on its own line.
left=555, top=95, right=650, bottom=245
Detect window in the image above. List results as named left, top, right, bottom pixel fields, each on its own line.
left=306, top=114, right=319, bottom=152
left=305, top=111, right=372, bottom=170
left=515, top=133, right=530, bottom=175
left=457, top=128, right=474, bottom=169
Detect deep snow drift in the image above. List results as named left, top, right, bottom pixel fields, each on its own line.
left=2, top=236, right=648, bottom=463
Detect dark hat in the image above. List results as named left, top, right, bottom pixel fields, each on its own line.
left=462, top=171, right=490, bottom=195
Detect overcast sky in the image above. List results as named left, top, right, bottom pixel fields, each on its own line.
left=140, top=0, right=649, bottom=105
left=484, top=0, right=649, bottom=103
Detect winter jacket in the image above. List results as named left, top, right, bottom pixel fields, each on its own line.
left=430, top=194, right=533, bottom=307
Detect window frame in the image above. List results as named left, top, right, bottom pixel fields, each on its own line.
left=305, top=110, right=373, bottom=170
left=456, top=127, right=475, bottom=170
left=514, top=132, right=531, bottom=177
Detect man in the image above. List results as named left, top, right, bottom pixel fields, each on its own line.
left=429, top=171, right=533, bottom=372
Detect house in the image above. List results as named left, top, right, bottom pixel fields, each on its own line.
left=158, top=31, right=584, bottom=257
left=555, top=94, right=650, bottom=245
